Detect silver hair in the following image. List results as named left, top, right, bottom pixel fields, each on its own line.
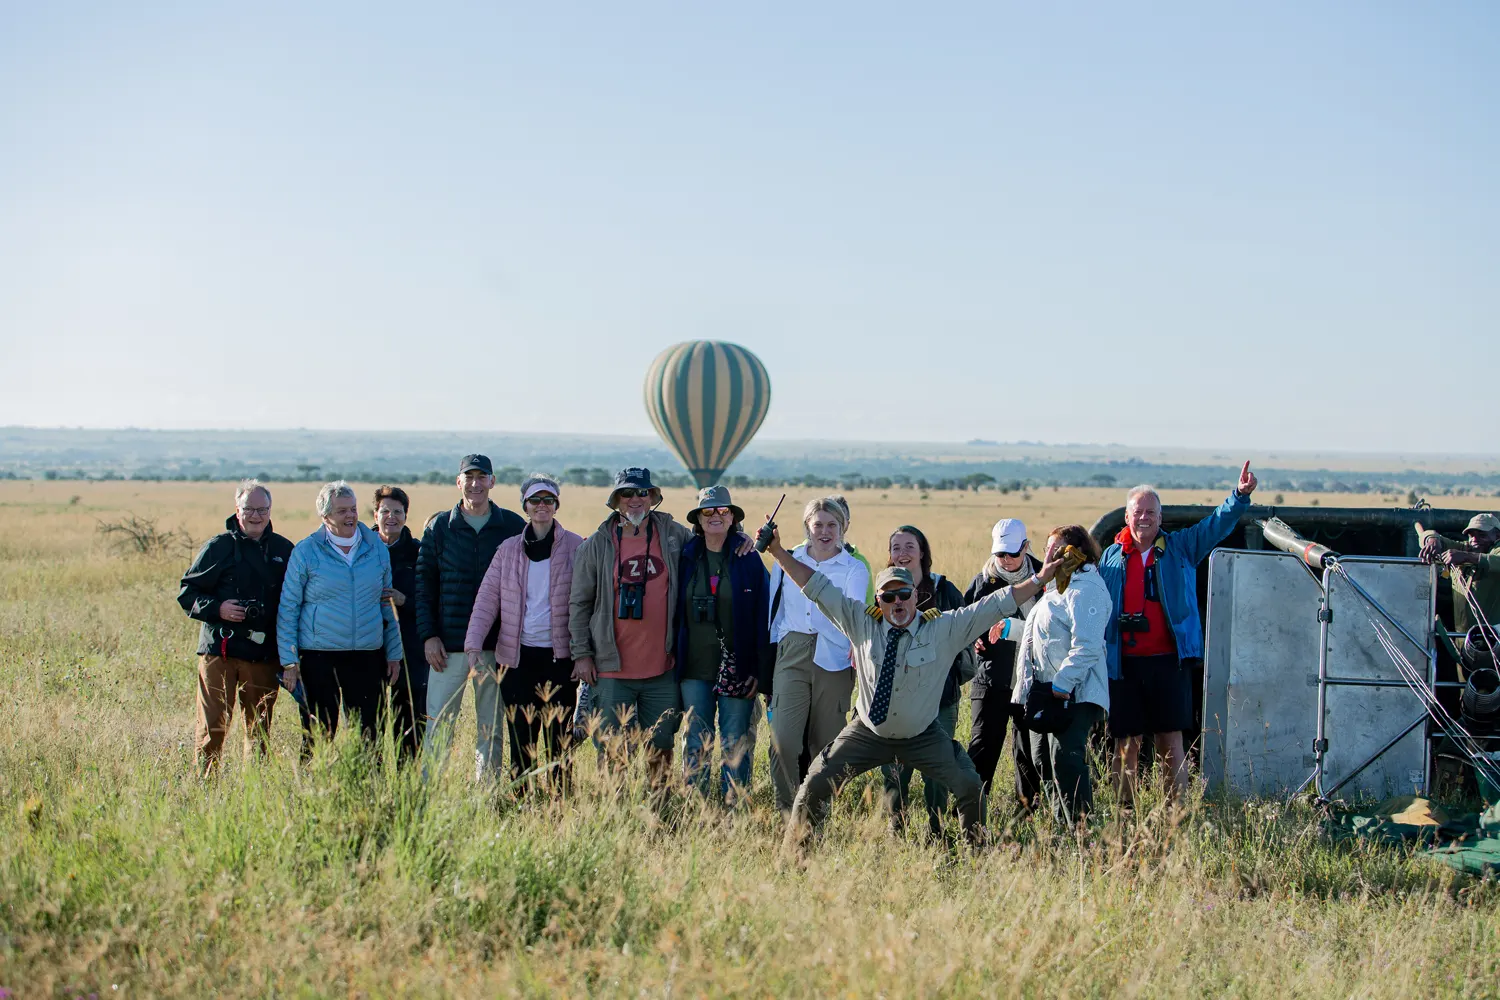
left=234, top=478, right=271, bottom=508
left=315, top=479, right=357, bottom=518
left=803, top=496, right=848, bottom=537
left=1126, top=484, right=1161, bottom=508
left=520, top=472, right=561, bottom=500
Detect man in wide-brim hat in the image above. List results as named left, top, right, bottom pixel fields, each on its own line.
left=568, top=467, right=690, bottom=791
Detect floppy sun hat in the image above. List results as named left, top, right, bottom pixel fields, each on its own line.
left=608, top=467, right=660, bottom=508
left=687, top=485, right=745, bottom=525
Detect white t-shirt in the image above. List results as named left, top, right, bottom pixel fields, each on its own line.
left=521, top=557, right=553, bottom=647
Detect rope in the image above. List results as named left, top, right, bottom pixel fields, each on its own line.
left=1330, top=561, right=1500, bottom=790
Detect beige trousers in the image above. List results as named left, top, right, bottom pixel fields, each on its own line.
left=769, top=631, right=855, bottom=812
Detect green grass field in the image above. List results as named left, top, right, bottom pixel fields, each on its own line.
left=1, top=482, right=1495, bottom=997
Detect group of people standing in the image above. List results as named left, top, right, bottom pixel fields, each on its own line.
left=178, top=454, right=1263, bottom=843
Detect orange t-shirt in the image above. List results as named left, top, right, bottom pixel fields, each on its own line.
left=611, top=523, right=671, bottom=680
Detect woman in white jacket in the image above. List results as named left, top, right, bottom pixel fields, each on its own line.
left=1011, top=525, right=1112, bottom=825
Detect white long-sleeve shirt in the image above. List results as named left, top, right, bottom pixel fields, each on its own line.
left=1011, top=565, right=1112, bottom=711
left=769, top=545, right=869, bottom=672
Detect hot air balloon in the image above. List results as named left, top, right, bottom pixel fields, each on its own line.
left=643, top=341, right=771, bottom=488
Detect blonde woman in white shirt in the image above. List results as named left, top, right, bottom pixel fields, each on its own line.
left=766, top=497, right=871, bottom=814
left=1011, top=525, right=1111, bottom=826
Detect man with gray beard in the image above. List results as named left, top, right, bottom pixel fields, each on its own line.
left=569, top=468, right=691, bottom=789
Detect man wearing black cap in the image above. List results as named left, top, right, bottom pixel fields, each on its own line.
left=759, top=521, right=1060, bottom=849
left=417, top=454, right=526, bottom=780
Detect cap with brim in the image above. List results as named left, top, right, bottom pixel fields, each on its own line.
left=1465, top=513, right=1500, bottom=534
left=874, top=566, right=916, bottom=591
left=607, top=467, right=660, bottom=508
left=991, top=518, right=1027, bottom=554
left=459, top=454, right=493, bottom=475
left=522, top=480, right=560, bottom=504
left=687, top=484, right=745, bottom=525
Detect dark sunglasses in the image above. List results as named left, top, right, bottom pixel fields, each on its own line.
left=615, top=488, right=653, bottom=499
left=995, top=549, right=1025, bottom=559
left=879, top=588, right=914, bottom=603
left=526, top=495, right=559, bottom=506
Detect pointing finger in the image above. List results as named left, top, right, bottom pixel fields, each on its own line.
left=1241, top=460, right=1251, bottom=479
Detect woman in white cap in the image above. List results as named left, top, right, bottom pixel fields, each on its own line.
left=766, top=496, right=870, bottom=815
left=963, top=517, right=1045, bottom=817
left=466, top=474, right=584, bottom=792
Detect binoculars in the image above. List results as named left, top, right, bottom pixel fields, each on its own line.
left=691, top=594, right=716, bottom=624
left=1117, top=612, right=1151, bottom=634
left=617, top=581, right=645, bottom=620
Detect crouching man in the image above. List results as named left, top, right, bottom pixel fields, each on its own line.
left=760, top=522, right=1059, bottom=849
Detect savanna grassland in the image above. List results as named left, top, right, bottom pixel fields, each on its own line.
left=0, top=480, right=1495, bottom=998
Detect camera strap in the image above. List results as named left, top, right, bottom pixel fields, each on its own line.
left=615, top=517, right=656, bottom=586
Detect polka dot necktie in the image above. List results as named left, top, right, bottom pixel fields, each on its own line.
left=867, top=626, right=907, bottom=726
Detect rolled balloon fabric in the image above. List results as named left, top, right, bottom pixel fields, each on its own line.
left=644, top=340, right=771, bottom=488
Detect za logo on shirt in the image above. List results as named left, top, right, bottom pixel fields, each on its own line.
left=619, top=554, right=664, bottom=585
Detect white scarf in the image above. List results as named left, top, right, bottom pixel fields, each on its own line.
left=326, top=524, right=360, bottom=564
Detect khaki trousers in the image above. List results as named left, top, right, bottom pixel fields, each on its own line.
left=195, top=654, right=279, bottom=773
left=769, top=631, right=855, bottom=812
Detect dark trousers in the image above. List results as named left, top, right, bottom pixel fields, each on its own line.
left=386, top=660, right=428, bottom=763
left=881, top=700, right=959, bottom=837
left=967, top=683, right=1042, bottom=814
left=499, top=645, right=577, bottom=787
left=1030, top=702, right=1105, bottom=826
left=791, top=717, right=985, bottom=844
left=299, top=649, right=385, bottom=754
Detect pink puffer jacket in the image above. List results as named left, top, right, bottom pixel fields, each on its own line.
left=465, top=522, right=584, bottom=667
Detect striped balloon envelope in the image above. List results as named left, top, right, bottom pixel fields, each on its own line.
left=643, top=341, right=772, bottom=488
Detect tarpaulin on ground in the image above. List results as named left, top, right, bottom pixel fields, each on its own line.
left=1328, top=796, right=1500, bottom=877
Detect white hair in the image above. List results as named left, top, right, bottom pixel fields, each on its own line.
left=1126, top=484, right=1161, bottom=508
left=235, top=478, right=271, bottom=507
left=315, top=480, right=356, bottom=517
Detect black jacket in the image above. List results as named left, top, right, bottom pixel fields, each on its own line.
left=380, top=525, right=424, bottom=671
left=415, top=501, right=526, bottom=650
left=963, top=553, right=1043, bottom=692
left=921, top=573, right=968, bottom=708
left=177, top=515, right=294, bottom=663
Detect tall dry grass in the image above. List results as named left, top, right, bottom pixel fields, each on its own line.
left=0, top=481, right=1492, bottom=997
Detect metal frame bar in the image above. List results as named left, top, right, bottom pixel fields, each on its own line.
left=1307, top=558, right=1439, bottom=801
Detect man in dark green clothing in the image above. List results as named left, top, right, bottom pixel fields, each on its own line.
left=1419, top=513, right=1500, bottom=650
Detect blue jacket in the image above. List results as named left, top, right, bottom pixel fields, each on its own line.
left=673, top=533, right=772, bottom=689
left=1098, top=490, right=1249, bottom=680
left=277, top=523, right=403, bottom=666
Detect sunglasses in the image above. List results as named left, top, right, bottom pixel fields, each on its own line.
left=526, top=495, right=559, bottom=506
left=879, top=588, right=914, bottom=603
left=995, top=549, right=1025, bottom=559
left=615, top=488, right=653, bottom=499
left=699, top=506, right=732, bottom=516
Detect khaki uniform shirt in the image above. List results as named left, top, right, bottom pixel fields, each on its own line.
left=1417, top=529, right=1500, bottom=640
left=803, top=572, right=1019, bottom=739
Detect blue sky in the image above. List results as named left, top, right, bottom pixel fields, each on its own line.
left=1, top=2, right=1495, bottom=453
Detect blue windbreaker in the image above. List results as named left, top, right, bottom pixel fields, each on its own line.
left=276, top=522, right=403, bottom=666
left=1098, top=490, right=1250, bottom=680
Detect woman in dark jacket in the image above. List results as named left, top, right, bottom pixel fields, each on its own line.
left=881, top=524, right=972, bottom=838
left=673, top=486, right=771, bottom=805
left=964, top=517, right=1044, bottom=815
left=374, top=485, right=426, bottom=761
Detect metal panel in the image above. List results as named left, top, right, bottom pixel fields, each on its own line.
left=1203, top=549, right=1323, bottom=796
left=1321, top=557, right=1433, bottom=799
left=1203, top=551, right=1433, bottom=800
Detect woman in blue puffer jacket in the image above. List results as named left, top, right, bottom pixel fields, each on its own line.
left=278, top=480, right=404, bottom=753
